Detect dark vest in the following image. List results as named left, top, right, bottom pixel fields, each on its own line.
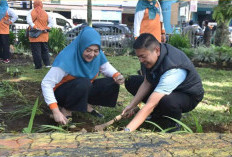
left=145, top=43, right=204, bottom=99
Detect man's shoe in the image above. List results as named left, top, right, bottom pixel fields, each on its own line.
left=90, top=110, right=104, bottom=118
left=3, top=59, right=10, bottom=63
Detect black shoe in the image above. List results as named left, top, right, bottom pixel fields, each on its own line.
left=166, top=123, right=181, bottom=133
left=90, top=110, right=104, bottom=118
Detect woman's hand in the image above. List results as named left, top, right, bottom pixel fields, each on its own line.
left=4, top=20, right=10, bottom=25
left=52, top=108, right=68, bottom=125
left=114, top=74, right=125, bottom=85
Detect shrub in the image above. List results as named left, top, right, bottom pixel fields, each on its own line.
left=49, top=28, right=67, bottom=54
left=17, top=29, right=30, bottom=50
left=9, top=31, right=16, bottom=45
left=214, top=45, right=232, bottom=63
left=168, top=34, right=191, bottom=49
left=193, top=46, right=217, bottom=63
left=180, top=47, right=195, bottom=59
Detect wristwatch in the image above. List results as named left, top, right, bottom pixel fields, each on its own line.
left=124, top=127, right=131, bottom=132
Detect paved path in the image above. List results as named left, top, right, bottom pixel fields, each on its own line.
left=0, top=132, right=232, bottom=156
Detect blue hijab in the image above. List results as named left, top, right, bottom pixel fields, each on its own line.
left=136, top=0, right=160, bottom=19
left=0, top=0, right=8, bottom=21
left=52, top=26, right=107, bottom=79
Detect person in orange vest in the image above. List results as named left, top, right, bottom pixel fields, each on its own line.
left=134, top=0, right=166, bottom=42
left=134, top=0, right=166, bottom=75
left=26, top=0, right=53, bottom=69
left=0, top=0, right=18, bottom=63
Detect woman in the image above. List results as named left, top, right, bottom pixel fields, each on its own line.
left=27, top=0, right=53, bottom=69
left=41, top=26, right=124, bottom=125
left=0, top=0, right=18, bottom=63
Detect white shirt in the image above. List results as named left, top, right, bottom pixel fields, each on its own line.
left=41, top=62, right=118, bottom=105
left=7, top=8, right=18, bottom=23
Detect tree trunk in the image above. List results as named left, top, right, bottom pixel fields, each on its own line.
left=87, top=0, right=92, bottom=27
left=215, top=23, right=230, bottom=46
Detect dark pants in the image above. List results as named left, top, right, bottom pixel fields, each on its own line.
left=125, top=75, right=203, bottom=128
left=30, top=42, right=50, bottom=69
left=54, top=77, right=120, bottom=112
left=0, top=34, right=10, bottom=60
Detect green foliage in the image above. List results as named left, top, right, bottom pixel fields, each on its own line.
left=38, top=125, right=68, bottom=133
left=214, top=45, right=232, bottom=63
left=9, top=31, right=16, bottom=45
left=17, top=29, right=30, bottom=50
left=168, top=34, right=191, bottom=49
left=180, top=47, right=195, bottom=59
left=191, top=113, right=203, bottom=133
left=49, top=28, right=67, bottom=54
left=193, top=46, right=217, bottom=62
left=145, top=116, right=193, bottom=133
left=22, top=97, right=40, bottom=133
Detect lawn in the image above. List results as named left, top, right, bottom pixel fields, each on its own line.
left=0, top=55, right=232, bottom=133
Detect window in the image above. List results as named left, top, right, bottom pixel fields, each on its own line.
left=15, top=15, right=27, bottom=24
left=56, top=18, right=70, bottom=27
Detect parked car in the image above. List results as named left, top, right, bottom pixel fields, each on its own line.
left=66, top=22, right=133, bottom=48
left=10, top=10, right=74, bottom=32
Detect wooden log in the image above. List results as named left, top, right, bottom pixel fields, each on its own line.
left=0, top=133, right=232, bottom=156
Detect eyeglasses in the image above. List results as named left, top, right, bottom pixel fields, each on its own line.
left=85, top=48, right=100, bottom=55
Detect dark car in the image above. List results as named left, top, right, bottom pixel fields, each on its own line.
left=66, top=22, right=133, bottom=48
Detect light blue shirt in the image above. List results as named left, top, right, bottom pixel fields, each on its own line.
left=154, top=69, right=187, bottom=95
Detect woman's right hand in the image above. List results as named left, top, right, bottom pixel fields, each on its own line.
left=52, top=108, right=68, bottom=125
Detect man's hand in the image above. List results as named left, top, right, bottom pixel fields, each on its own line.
left=52, top=108, right=68, bottom=125
left=122, top=104, right=135, bottom=118
left=161, top=34, right=166, bottom=43
left=114, top=74, right=125, bottom=85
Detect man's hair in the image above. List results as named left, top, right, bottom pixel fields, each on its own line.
left=133, top=33, right=160, bottom=51
left=189, top=20, right=193, bottom=25
left=205, top=20, right=208, bottom=25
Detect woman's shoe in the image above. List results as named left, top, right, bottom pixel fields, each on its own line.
left=90, top=110, right=104, bottom=118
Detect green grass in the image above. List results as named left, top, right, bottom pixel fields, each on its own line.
left=1, top=55, right=232, bottom=133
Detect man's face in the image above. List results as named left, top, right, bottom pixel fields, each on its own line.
left=135, top=47, right=160, bottom=69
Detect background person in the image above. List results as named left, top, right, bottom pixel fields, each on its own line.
left=122, top=33, right=204, bottom=132
left=203, top=20, right=211, bottom=47
left=134, top=0, right=166, bottom=75
left=182, top=20, right=197, bottom=47
left=0, top=0, right=18, bottom=63
left=41, top=27, right=125, bottom=125
left=26, top=0, right=53, bottom=69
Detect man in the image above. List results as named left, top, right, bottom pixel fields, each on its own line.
left=134, top=0, right=166, bottom=75
left=182, top=20, right=197, bottom=47
left=122, top=33, right=204, bottom=132
left=203, top=20, right=211, bottom=47
left=0, top=0, right=18, bottom=63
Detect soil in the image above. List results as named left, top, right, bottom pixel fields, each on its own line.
left=0, top=53, right=232, bottom=133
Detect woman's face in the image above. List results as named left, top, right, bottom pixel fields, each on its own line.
left=82, top=45, right=100, bottom=62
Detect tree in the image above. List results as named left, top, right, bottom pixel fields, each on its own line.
left=87, top=0, right=92, bottom=27
left=213, top=0, right=232, bottom=46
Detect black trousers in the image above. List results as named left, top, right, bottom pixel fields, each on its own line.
left=30, top=42, right=50, bottom=69
left=0, top=34, right=10, bottom=60
left=125, top=75, right=203, bottom=127
left=54, top=77, right=120, bottom=112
